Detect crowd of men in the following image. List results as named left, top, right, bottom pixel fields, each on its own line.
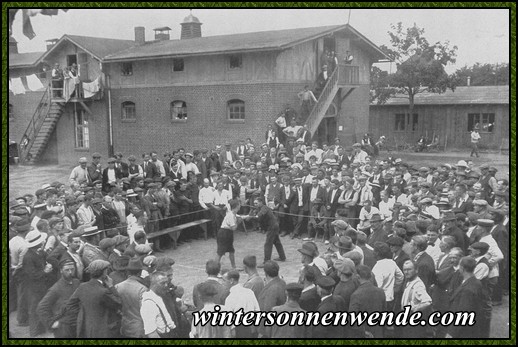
left=8, top=120, right=510, bottom=338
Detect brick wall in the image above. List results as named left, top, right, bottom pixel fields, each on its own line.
left=109, top=82, right=308, bottom=157
left=336, top=84, right=370, bottom=144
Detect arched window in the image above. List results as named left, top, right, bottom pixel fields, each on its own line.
left=227, top=99, right=245, bottom=121
left=171, top=101, right=187, bottom=120
left=121, top=101, right=136, bottom=121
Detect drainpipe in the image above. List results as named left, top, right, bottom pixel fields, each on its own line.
left=107, top=74, right=114, bottom=157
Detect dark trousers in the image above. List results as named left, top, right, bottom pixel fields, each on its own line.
left=264, top=229, right=286, bottom=262
left=27, top=286, right=47, bottom=337
left=470, top=143, right=479, bottom=157
left=16, top=279, right=29, bottom=324
left=292, top=208, right=308, bottom=236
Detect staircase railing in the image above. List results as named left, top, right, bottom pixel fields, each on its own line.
left=19, top=86, right=51, bottom=163
left=305, top=66, right=339, bottom=134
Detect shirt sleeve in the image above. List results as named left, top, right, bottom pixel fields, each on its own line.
left=141, top=299, right=159, bottom=336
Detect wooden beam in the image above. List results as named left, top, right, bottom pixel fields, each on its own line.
left=79, top=101, right=93, bottom=115
left=340, top=87, right=355, bottom=104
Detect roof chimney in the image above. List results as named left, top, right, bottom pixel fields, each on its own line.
left=180, top=11, right=202, bottom=40
left=467, top=76, right=471, bottom=87
left=153, top=27, right=171, bottom=41
left=134, top=26, right=145, bottom=45
left=45, top=38, right=58, bottom=51
left=9, top=36, right=18, bottom=54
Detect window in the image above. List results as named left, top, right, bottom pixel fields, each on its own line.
left=121, top=62, right=133, bottom=76
left=9, top=103, right=14, bottom=119
left=172, top=58, right=184, bottom=72
left=75, top=109, right=89, bottom=149
left=468, top=113, right=495, bottom=133
left=395, top=113, right=418, bottom=131
left=171, top=101, right=187, bottom=121
left=121, top=101, right=136, bottom=121
left=229, top=55, right=242, bottom=69
left=228, top=99, right=245, bottom=121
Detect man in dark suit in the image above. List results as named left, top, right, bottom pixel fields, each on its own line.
left=446, top=257, right=485, bottom=338
left=102, top=157, right=123, bottom=193
left=299, top=265, right=321, bottom=311
left=279, top=175, right=296, bottom=236
left=264, top=283, right=307, bottom=338
left=442, top=211, right=468, bottom=254
left=65, top=259, right=122, bottom=338
left=357, top=231, right=377, bottom=269
left=219, top=143, right=239, bottom=168
left=349, top=265, right=386, bottom=338
left=342, top=147, right=355, bottom=168
left=257, top=261, right=286, bottom=337
left=114, top=152, right=129, bottom=178
left=141, top=153, right=160, bottom=180
left=311, top=276, right=346, bottom=338
left=297, top=126, right=312, bottom=146
left=411, top=235, right=436, bottom=292
left=325, top=179, right=342, bottom=238
left=451, top=183, right=473, bottom=214
left=291, top=178, right=310, bottom=239
left=314, top=65, right=329, bottom=98
left=87, top=152, right=103, bottom=183
left=387, top=236, right=409, bottom=271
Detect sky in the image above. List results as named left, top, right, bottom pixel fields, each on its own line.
left=10, top=8, right=510, bottom=74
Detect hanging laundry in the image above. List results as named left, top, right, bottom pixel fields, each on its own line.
left=63, top=75, right=76, bottom=102
left=22, top=9, right=36, bottom=39
left=82, top=77, right=100, bottom=98
left=9, top=80, right=13, bottom=94
left=26, top=74, right=45, bottom=91
left=10, top=78, right=26, bottom=95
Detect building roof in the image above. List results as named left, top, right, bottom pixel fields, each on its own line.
left=182, top=13, right=202, bottom=24
left=35, top=34, right=136, bottom=64
left=104, top=24, right=389, bottom=62
left=371, top=86, right=509, bottom=106
left=9, top=51, right=45, bottom=68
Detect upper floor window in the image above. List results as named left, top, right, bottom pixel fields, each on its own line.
left=468, top=113, right=495, bottom=133
left=121, top=62, right=133, bottom=76
left=229, top=55, right=242, bottom=69
left=228, top=99, right=245, bottom=121
left=173, top=58, right=184, bottom=72
left=171, top=101, right=187, bottom=121
left=121, top=101, right=136, bottom=121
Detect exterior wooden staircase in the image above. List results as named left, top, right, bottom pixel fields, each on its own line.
left=19, top=87, right=64, bottom=163
left=305, top=64, right=360, bottom=138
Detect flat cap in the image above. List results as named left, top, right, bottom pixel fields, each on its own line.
left=99, top=237, right=117, bottom=250
left=86, top=259, right=110, bottom=273
left=286, top=282, right=304, bottom=293
left=333, top=258, right=356, bottom=275
left=473, top=199, right=488, bottom=206
left=386, top=236, right=404, bottom=247
left=107, top=157, right=116, bottom=163
left=316, top=276, right=336, bottom=289
left=78, top=157, right=88, bottom=163
left=469, top=242, right=490, bottom=254
left=113, top=234, right=129, bottom=246
left=476, top=219, right=494, bottom=228
left=331, top=219, right=348, bottom=230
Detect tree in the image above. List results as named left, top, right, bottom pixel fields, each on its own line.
left=454, top=63, right=509, bottom=86
left=371, top=23, right=458, bottom=115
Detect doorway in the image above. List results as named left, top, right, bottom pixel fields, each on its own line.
left=66, top=54, right=77, bottom=68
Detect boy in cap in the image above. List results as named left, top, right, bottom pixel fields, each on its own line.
left=265, top=282, right=308, bottom=338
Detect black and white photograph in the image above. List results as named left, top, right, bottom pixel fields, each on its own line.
left=6, top=7, right=511, bottom=340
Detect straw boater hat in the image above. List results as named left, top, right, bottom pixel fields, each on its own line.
left=25, top=228, right=48, bottom=248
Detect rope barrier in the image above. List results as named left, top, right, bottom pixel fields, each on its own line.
left=239, top=204, right=364, bottom=221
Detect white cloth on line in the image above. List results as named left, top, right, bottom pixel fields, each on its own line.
left=26, top=74, right=45, bottom=91
left=82, top=77, right=100, bottom=98
left=10, top=78, right=26, bottom=95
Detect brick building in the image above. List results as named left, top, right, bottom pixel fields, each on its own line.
left=9, top=14, right=389, bottom=165
left=369, top=85, right=510, bottom=150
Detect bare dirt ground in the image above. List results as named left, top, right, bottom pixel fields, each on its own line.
left=7, top=150, right=511, bottom=339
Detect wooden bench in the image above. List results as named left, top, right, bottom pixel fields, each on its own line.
left=146, top=219, right=212, bottom=249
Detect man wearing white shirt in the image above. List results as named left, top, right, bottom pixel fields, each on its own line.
left=477, top=219, right=504, bottom=300
left=304, top=142, right=324, bottom=164
left=140, top=272, right=176, bottom=338
left=76, top=197, right=96, bottom=227
left=352, top=143, right=368, bottom=164
left=372, top=242, right=404, bottom=308
left=182, top=153, right=200, bottom=178
left=69, top=157, right=90, bottom=185
left=223, top=269, right=260, bottom=338
left=378, top=190, right=394, bottom=221
left=469, top=242, right=490, bottom=281
left=425, top=228, right=442, bottom=266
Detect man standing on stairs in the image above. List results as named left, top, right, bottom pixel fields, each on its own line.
left=315, top=65, right=329, bottom=99
left=87, top=153, right=103, bottom=183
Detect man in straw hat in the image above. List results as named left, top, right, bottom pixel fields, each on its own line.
left=9, top=218, right=31, bottom=326
left=22, top=224, right=52, bottom=336
left=36, top=259, right=80, bottom=338
left=65, top=260, right=121, bottom=338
